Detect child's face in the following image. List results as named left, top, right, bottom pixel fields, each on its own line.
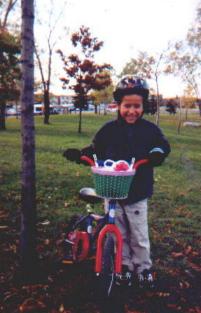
left=119, top=94, right=143, bottom=124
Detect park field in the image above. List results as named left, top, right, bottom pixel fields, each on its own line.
left=0, top=113, right=201, bottom=313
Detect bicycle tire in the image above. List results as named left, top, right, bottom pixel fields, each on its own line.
left=99, top=234, right=115, bottom=298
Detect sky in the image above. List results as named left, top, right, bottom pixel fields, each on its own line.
left=35, top=0, right=200, bottom=97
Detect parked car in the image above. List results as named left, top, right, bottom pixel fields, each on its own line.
left=49, top=107, right=59, bottom=114
left=86, top=104, right=95, bottom=112
left=106, top=103, right=118, bottom=113
left=6, top=107, right=17, bottom=116
left=60, top=104, right=76, bottom=113
left=34, top=104, right=43, bottom=115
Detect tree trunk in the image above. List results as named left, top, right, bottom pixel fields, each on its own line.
left=155, top=76, right=160, bottom=126
left=185, top=107, right=188, bottom=121
left=95, top=105, right=98, bottom=114
left=104, top=104, right=107, bottom=115
left=43, top=88, right=50, bottom=124
left=177, top=97, right=182, bottom=134
left=20, top=0, right=37, bottom=276
left=0, top=102, right=6, bottom=130
left=15, top=101, right=19, bottom=119
left=78, top=108, right=82, bottom=133
left=199, top=103, right=201, bottom=117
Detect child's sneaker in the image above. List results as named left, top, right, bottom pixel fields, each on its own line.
left=115, top=265, right=132, bottom=287
left=137, top=269, right=154, bottom=289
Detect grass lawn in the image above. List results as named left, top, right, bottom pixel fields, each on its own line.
left=0, top=112, right=201, bottom=313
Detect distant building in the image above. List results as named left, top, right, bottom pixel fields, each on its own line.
left=50, top=95, right=74, bottom=106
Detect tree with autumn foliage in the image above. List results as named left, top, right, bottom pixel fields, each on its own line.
left=57, top=26, right=112, bottom=133
left=166, top=98, right=177, bottom=115
left=165, top=2, right=201, bottom=115
left=90, top=80, right=114, bottom=114
left=0, top=31, right=20, bottom=130
left=0, top=0, right=20, bottom=130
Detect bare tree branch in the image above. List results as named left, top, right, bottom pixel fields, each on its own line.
left=34, top=0, right=69, bottom=124
left=1, top=0, right=18, bottom=29
left=34, top=44, right=46, bottom=90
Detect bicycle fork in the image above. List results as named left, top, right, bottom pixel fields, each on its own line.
left=95, top=200, right=123, bottom=275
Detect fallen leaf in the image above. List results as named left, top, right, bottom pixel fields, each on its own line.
left=128, top=310, right=143, bottom=313
left=0, top=212, right=9, bottom=218
left=167, top=304, right=182, bottom=311
left=188, top=261, right=201, bottom=272
left=156, top=292, right=170, bottom=297
left=44, top=239, right=50, bottom=245
left=38, top=220, right=50, bottom=226
left=179, top=281, right=190, bottom=289
left=185, top=245, right=192, bottom=255
left=59, top=304, right=65, bottom=312
left=0, top=225, right=9, bottom=230
left=171, top=252, right=183, bottom=258
left=19, top=298, right=46, bottom=312
left=188, top=308, right=201, bottom=313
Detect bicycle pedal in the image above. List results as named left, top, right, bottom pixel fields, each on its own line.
left=87, top=255, right=95, bottom=261
left=62, top=259, right=74, bottom=265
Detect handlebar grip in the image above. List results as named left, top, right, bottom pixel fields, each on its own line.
left=133, top=159, right=149, bottom=170
left=80, top=156, right=95, bottom=166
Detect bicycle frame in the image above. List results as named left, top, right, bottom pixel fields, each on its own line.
left=66, top=158, right=149, bottom=275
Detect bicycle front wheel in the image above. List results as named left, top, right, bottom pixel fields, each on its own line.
left=99, top=234, right=115, bottom=298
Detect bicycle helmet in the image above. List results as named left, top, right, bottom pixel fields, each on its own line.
left=113, top=75, right=149, bottom=103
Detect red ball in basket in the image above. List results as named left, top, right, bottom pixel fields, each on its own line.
left=114, top=161, right=130, bottom=171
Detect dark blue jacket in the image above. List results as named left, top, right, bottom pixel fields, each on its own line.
left=88, top=117, right=171, bottom=204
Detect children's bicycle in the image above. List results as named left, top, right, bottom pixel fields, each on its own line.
left=63, top=157, right=149, bottom=298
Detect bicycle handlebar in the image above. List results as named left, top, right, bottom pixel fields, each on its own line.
left=80, top=156, right=149, bottom=170
left=133, top=159, right=149, bottom=170
left=80, top=156, right=95, bottom=166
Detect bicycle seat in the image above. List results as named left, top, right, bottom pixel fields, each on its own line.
left=79, top=187, right=103, bottom=204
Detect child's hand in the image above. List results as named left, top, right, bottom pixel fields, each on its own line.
left=148, top=149, right=165, bottom=166
left=63, top=148, right=92, bottom=166
left=63, top=148, right=81, bottom=163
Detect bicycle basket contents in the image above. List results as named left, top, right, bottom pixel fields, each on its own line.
left=91, top=159, right=136, bottom=199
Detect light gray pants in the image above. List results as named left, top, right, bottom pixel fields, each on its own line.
left=115, top=199, right=152, bottom=274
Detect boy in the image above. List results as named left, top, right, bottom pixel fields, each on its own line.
left=64, top=76, right=171, bottom=288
